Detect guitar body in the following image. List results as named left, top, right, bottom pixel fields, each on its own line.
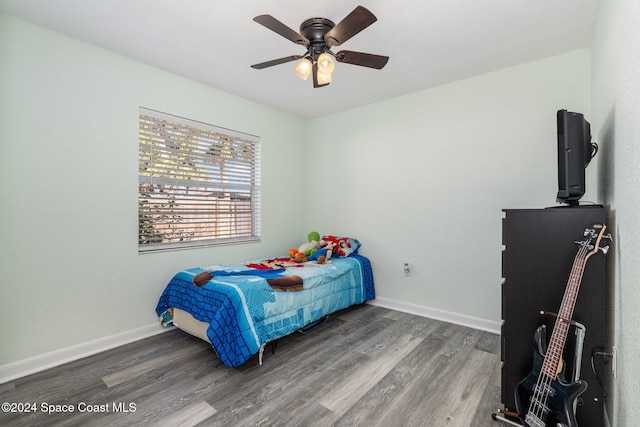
left=515, top=326, right=587, bottom=427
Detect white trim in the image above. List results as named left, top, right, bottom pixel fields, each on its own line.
left=1, top=300, right=500, bottom=384
left=0, top=323, right=169, bottom=384
left=368, top=297, right=501, bottom=335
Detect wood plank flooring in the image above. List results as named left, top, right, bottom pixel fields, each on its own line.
left=0, top=305, right=505, bottom=426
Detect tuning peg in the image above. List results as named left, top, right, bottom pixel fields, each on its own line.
left=599, top=245, right=610, bottom=255
left=603, top=233, right=613, bottom=241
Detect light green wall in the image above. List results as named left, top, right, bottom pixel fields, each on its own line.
left=306, top=49, right=592, bottom=321
left=0, top=14, right=307, bottom=365
left=591, top=1, right=640, bottom=425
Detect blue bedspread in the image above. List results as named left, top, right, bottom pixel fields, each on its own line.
left=155, top=255, right=375, bottom=367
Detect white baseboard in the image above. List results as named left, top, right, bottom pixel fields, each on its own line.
left=2, top=300, right=500, bottom=384
left=0, top=323, right=169, bottom=384
left=368, top=297, right=501, bottom=335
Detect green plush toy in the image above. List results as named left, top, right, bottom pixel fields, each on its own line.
left=308, top=231, right=320, bottom=242
left=298, top=231, right=321, bottom=256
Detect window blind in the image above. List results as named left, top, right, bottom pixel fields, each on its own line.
left=138, top=108, right=260, bottom=252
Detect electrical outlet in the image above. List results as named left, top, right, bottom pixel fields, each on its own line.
left=612, top=345, right=617, bottom=379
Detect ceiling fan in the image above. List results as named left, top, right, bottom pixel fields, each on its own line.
left=251, top=5, right=389, bottom=88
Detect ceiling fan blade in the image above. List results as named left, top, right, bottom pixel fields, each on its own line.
left=335, top=50, right=389, bottom=69
left=253, top=15, right=309, bottom=46
left=324, top=5, right=377, bottom=47
left=312, top=63, right=330, bottom=88
left=251, top=55, right=303, bottom=69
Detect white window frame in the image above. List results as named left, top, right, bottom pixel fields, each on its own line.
left=138, top=108, right=261, bottom=253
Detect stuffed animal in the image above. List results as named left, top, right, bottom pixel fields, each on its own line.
left=294, top=252, right=308, bottom=263
left=297, top=231, right=322, bottom=256
left=319, top=239, right=336, bottom=259
left=322, top=235, right=358, bottom=257
left=289, top=231, right=331, bottom=263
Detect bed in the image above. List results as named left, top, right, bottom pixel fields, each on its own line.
left=155, top=240, right=374, bottom=367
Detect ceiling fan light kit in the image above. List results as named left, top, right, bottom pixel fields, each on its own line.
left=294, top=57, right=313, bottom=80
left=252, top=5, right=389, bottom=88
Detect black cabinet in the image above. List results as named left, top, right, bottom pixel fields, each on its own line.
left=501, top=207, right=608, bottom=427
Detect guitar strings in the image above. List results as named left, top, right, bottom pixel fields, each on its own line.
left=526, top=240, right=589, bottom=423
left=529, top=244, right=586, bottom=422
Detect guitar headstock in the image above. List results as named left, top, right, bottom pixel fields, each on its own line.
left=577, top=223, right=612, bottom=259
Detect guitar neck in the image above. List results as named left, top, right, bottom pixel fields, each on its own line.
left=540, top=256, right=587, bottom=379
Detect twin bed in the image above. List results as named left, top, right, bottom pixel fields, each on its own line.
left=155, top=240, right=375, bottom=367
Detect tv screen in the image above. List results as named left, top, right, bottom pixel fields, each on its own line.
left=556, top=109, right=598, bottom=206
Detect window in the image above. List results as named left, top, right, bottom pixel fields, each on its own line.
left=138, top=108, right=260, bottom=252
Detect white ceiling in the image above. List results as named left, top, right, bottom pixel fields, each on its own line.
left=0, top=0, right=600, bottom=119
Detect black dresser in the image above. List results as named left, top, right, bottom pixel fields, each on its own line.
left=501, top=206, right=608, bottom=426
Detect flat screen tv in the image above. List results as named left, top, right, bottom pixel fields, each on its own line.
left=556, top=109, right=598, bottom=206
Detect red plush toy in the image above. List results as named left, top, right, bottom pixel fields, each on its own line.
left=322, top=235, right=355, bottom=257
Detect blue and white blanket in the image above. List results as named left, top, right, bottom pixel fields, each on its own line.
left=155, top=255, right=375, bottom=367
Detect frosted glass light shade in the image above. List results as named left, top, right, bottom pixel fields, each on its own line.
left=317, top=53, right=335, bottom=74
left=294, top=58, right=313, bottom=80
left=316, top=70, right=332, bottom=85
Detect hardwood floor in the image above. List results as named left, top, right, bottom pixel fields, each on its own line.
left=1, top=305, right=505, bottom=426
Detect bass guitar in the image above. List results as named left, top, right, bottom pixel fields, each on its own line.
left=514, top=223, right=610, bottom=427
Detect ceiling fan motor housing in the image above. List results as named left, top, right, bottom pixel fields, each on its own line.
left=300, top=18, right=335, bottom=42
left=300, top=18, right=335, bottom=60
